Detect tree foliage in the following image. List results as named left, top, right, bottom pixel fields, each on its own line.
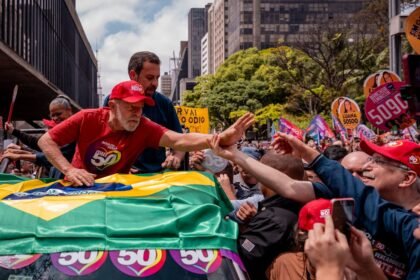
left=182, top=2, right=389, bottom=131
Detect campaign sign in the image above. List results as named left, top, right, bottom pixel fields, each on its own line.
left=331, top=97, right=347, bottom=119
left=378, top=70, right=401, bottom=86
left=337, top=98, right=361, bottom=130
left=170, top=249, right=222, bottom=274
left=51, top=251, right=108, bottom=276
left=175, top=106, right=210, bottom=134
left=0, top=254, right=41, bottom=269
left=405, top=7, right=420, bottom=54
left=365, top=82, right=414, bottom=131
left=110, top=249, right=166, bottom=277
left=363, top=73, right=381, bottom=97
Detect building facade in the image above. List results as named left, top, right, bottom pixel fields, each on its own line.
left=160, top=72, right=172, bottom=98
left=188, top=7, right=209, bottom=78
left=0, top=0, right=97, bottom=121
left=201, top=33, right=209, bottom=75
left=227, top=0, right=367, bottom=56
left=212, top=0, right=229, bottom=72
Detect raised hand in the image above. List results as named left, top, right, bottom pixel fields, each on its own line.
left=271, top=132, right=319, bottom=162
left=304, top=215, right=350, bottom=279
left=207, top=134, right=239, bottom=161
left=218, top=113, right=254, bottom=147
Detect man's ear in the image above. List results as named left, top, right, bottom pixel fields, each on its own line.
left=129, top=70, right=137, bottom=80
left=108, top=99, right=116, bottom=109
left=399, top=170, right=417, bottom=189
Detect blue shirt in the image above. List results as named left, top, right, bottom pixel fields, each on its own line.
left=133, top=92, right=182, bottom=172
left=311, top=155, right=419, bottom=280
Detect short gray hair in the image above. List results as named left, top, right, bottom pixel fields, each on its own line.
left=50, top=95, right=71, bottom=110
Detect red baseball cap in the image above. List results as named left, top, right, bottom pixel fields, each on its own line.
left=298, top=199, right=331, bottom=231
left=42, top=119, right=57, bottom=128
left=360, top=139, right=420, bottom=175
left=110, top=80, right=155, bottom=106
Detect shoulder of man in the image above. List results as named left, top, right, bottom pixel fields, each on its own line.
left=151, top=91, right=175, bottom=106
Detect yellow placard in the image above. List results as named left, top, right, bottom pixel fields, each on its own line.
left=405, top=7, right=420, bottom=54
left=338, top=98, right=361, bottom=129
left=175, top=106, right=210, bottom=134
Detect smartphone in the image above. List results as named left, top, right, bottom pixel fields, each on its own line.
left=331, top=198, right=355, bottom=240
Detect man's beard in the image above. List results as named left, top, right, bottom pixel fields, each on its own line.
left=115, top=106, right=140, bottom=132
left=145, top=86, right=157, bottom=96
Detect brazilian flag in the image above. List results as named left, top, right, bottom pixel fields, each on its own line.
left=0, top=171, right=238, bottom=255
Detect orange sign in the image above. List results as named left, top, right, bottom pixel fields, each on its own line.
left=405, top=7, right=420, bottom=54
left=363, top=70, right=401, bottom=97
left=331, top=97, right=347, bottom=119
left=378, top=70, right=401, bottom=85
left=338, top=98, right=361, bottom=129
left=363, top=73, right=381, bottom=97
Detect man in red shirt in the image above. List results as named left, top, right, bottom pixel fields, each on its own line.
left=38, top=80, right=254, bottom=186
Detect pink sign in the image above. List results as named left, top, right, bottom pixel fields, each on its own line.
left=0, top=254, right=41, bottom=269
left=365, top=82, right=414, bottom=131
left=109, top=249, right=166, bottom=277
left=169, top=249, right=222, bottom=274
left=51, top=251, right=108, bottom=276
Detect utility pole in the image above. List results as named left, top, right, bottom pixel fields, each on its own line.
left=389, top=0, right=402, bottom=75
left=96, top=48, right=104, bottom=107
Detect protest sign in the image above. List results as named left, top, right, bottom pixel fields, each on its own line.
left=175, top=106, right=210, bottom=134
left=337, top=98, right=361, bottom=130
left=365, top=82, right=415, bottom=131
left=405, top=7, right=420, bottom=54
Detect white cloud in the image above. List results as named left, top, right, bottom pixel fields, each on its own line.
left=76, top=0, right=212, bottom=99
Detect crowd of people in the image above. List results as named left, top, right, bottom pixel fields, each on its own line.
left=0, top=50, right=419, bottom=280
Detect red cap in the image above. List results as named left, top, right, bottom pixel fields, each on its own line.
left=298, top=199, right=331, bottom=231
left=42, top=119, right=57, bottom=128
left=110, top=80, right=155, bottom=106
left=361, top=139, right=420, bottom=175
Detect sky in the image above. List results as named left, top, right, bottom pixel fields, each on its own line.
left=76, top=0, right=211, bottom=98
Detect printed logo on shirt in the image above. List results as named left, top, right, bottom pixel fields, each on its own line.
left=364, top=231, right=406, bottom=279
left=87, top=141, right=121, bottom=171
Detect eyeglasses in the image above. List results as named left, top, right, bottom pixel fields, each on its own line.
left=347, top=169, right=365, bottom=177
left=367, top=156, right=411, bottom=172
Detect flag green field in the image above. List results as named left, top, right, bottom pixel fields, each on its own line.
left=0, top=171, right=237, bottom=255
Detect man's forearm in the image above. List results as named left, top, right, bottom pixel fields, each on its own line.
left=38, top=133, right=73, bottom=174
left=233, top=151, right=315, bottom=203
left=161, top=132, right=212, bottom=152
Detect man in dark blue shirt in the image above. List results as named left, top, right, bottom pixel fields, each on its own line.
left=127, top=51, right=185, bottom=173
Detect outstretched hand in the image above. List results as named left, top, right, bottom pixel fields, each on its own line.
left=161, top=152, right=183, bottom=170
left=0, top=149, right=31, bottom=161
left=207, top=134, right=238, bottom=161
left=271, top=132, right=319, bottom=162
left=4, top=122, right=14, bottom=134
left=218, top=113, right=254, bottom=147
